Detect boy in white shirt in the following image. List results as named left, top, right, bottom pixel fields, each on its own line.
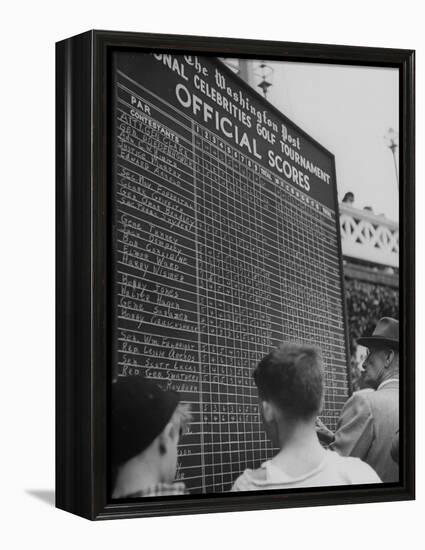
left=232, top=343, right=381, bottom=491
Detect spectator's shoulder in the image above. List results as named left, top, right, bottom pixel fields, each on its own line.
left=327, top=452, right=382, bottom=484
left=354, top=387, right=398, bottom=409
left=354, top=388, right=375, bottom=398
left=231, top=466, right=266, bottom=491
left=344, top=388, right=374, bottom=413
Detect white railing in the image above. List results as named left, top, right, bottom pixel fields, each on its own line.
left=339, top=204, right=399, bottom=268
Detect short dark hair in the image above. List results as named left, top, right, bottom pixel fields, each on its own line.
left=111, top=376, right=179, bottom=472
left=253, top=343, right=324, bottom=420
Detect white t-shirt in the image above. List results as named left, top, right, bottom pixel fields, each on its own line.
left=231, top=450, right=381, bottom=491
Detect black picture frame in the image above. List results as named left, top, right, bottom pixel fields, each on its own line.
left=56, top=30, right=415, bottom=520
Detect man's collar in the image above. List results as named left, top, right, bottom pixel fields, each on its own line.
left=377, top=378, right=399, bottom=391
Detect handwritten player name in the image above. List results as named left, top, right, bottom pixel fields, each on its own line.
left=121, top=331, right=196, bottom=351
left=121, top=241, right=189, bottom=274
left=119, top=286, right=186, bottom=314
left=120, top=252, right=149, bottom=276
left=119, top=365, right=199, bottom=388
left=120, top=218, right=189, bottom=258
left=120, top=183, right=190, bottom=218
left=119, top=191, right=194, bottom=232
left=119, top=120, right=194, bottom=170
left=165, top=381, right=199, bottom=393
left=123, top=141, right=188, bottom=183
left=118, top=111, right=180, bottom=145
left=119, top=133, right=179, bottom=169
left=141, top=345, right=197, bottom=364
left=118, top=172, right=193, bottom=211
left=151, top=307, right=190, bottom=322
left=119, top=296, right=195, bottom=322
left=118, top=143, right=185, bottom=190
left=151, top=264, right=185, bottom=283
left=118, top=139, right=182, bottom=178
left=147, top=243, right=188, bottom=267
left=119, top=301, right=193, bottom=330
left=120, top=307, right=197, bottom=331
left=119, top=309, right=145, bottom=327
left=124, top=355, right=196, bottom=370
left=120, top=279, right=150, bottom=301
left=145, top=367, right=199, bottom=383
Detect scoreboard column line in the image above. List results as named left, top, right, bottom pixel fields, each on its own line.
left=191, top=120, right=206, bottom=493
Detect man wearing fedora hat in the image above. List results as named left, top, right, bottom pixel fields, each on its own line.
left=330, top=317, right=399, bottom=482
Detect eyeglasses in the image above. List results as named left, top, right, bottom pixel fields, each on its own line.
left=363, top=349, right=376, bottom=361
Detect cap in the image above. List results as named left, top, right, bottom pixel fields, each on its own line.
left=111, top=376, right=179, bottom=469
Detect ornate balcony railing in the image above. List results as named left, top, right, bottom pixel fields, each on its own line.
left=339, top=204, right=399, bottom=268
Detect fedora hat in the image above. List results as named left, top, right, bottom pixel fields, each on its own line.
left=357, top=317, right=399, bottom=349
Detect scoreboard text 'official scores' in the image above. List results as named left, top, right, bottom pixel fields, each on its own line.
left=137, top=54, right=332, bottom=192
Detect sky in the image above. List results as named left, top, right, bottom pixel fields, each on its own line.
left=251, top=61, right=399, bottom=222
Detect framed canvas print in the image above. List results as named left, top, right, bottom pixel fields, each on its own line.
left=56, top=30, right=415, bottom=520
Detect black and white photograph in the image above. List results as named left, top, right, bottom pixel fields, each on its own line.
left=2, top=0, right=423, bottom=545
left=110, top=51, right=402, bottom=499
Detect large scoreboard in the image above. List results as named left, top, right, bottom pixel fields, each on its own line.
left=112, top=52, right=349, bottom=494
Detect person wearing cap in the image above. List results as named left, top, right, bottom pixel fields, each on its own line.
left=111, top=376, right=191, bottom=498
left=231, top=343, right=381, bottom=491
left=330, top=317, right=399, bottom=482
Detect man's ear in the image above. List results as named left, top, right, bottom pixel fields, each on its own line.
left=261, top=400, right=275, bottom=422
left=385, top=349, right=395, bottom=367
left=158, top=422, right=177, bottom=455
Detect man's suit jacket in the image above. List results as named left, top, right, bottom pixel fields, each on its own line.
left=330, top=380, right=399, bottom=482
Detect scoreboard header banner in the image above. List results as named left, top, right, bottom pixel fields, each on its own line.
left=118, top=53, right=336, bottom=212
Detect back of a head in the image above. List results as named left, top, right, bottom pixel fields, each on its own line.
left=111, top=376, right=179, bottom=474
left=253, top=343, right=324, bottom=420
